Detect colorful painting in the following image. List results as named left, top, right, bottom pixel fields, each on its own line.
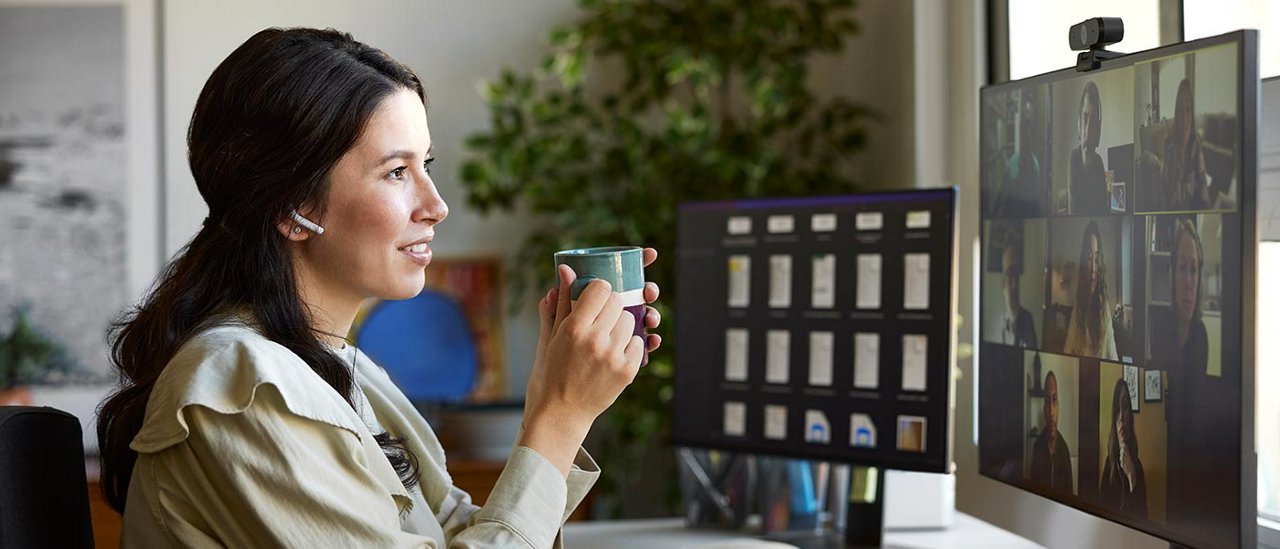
left=353, top=257, right=507, bottom=402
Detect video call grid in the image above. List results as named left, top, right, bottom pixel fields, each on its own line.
left=977, top=32, right=1252, bottom=548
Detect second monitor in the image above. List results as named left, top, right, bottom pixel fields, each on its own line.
left=671, top=189, right=957, bottom=473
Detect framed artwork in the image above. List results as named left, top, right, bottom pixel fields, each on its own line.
left=353, top=257, right=508, bottom=402
left=0, top=1, right=162, bottom=455
left=1123, top=365, right=1141, bottom=412
left=1144, top=369, right=1163, bottom=402
left=422, top=257, right=507, bottom=401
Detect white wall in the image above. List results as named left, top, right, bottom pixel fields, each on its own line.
left=811, top=0, right=916, bottom=189
left=160, top=0, right=919, bottom=397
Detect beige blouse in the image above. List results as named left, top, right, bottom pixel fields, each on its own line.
left=121, top=317, right=598, bottom=548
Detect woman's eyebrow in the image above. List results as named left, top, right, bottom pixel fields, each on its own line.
left=375, top=146, right=434, bottom=167
left=376, top=150, right=417, bottom=166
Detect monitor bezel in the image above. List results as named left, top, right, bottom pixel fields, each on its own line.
left=977, top=30, right=1258, bottom=548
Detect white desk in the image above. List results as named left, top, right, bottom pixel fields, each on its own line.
left=563, top=512, right=1044, bottom=548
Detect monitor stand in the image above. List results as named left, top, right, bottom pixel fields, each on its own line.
left=843, top=466, right=887, bottom=547
left=763, top=467, right=887, bottom=548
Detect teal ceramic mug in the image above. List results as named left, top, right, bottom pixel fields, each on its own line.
left=553, top=246, right=648, bottom=365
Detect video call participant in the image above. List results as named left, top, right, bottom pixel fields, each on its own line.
left=1064, top=221, right=1119, bottom=360
left=993, top=94, right=1044, bottom=216
left=1068, top=81, right=1108, bottom=215
left=1162, top=79, right=1210, bottom=211
left=1153, top=218, right=1208, bottom=372
left=1030, top=371, right=1073, bottom=493
left=1161, top=216, right=1232, bottom=541
left=1100, top=378, right=1148, bottom=519
left=1000, top=237, right=1038, bottom=348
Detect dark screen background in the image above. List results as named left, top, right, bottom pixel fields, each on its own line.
left=671, top=190, right=956, bottom=472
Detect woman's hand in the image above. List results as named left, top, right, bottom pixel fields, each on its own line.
left=529, top=250, right=662, bottom=408
left=522, top=248, right=662, bottom=475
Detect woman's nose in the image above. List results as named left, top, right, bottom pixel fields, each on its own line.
left=418, top=176, right=449, bottom=224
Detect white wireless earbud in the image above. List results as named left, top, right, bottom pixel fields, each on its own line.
left=290, top=210, right=325, bottom=235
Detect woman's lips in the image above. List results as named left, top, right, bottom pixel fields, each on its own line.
left=399, top=242, right=432, bottom=265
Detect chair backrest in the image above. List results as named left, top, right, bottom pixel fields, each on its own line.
left=356, top=290, right=478, bottom=402
left=0, top=406, right=94, bottom=548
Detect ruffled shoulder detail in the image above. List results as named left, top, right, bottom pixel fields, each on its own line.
left=130, top=321, right=366, bottom=454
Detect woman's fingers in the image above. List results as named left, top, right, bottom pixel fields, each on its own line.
left=610, top=306, right=637, bottom=352
left=647, top=333, right=663, bottom=352
left=568, top=277, right=614, bottom=325
left=623, top=335, right=645, bottom=369
left=541, top=287, right=558, bottom=325
left=644, top=282, right=659, bottom=304
left=642, top=247, right=657, bottom=267
left=553, top=265, right=575, bottom=335
left=645, top=306, right=661, bottom=329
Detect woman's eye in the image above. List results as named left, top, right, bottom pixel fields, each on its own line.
left=424, top=157, right=435, bottom=174
left=389, top=166, right=407, bottom=180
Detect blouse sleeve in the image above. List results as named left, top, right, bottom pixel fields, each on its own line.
left=141, top=384, right=436, bottom=548
left=435, top=445, right=600, bottom=548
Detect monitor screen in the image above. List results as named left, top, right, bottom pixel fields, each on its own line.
left=671, top=189, right=957, bottom=473
left=978, top=31, right=1258, bottom=548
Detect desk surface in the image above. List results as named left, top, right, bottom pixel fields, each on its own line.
left=562, top=512, right=1044, bottom=549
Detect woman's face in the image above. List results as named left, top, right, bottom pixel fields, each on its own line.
left=294, top=89, right=448, bottom=303
left=1174, top=231, right=1200, bottom=325
left=1044, top=374, right=1059, bottom=434
left=1079, top=94, right=1098, bottom=151
left=1001, top=246, right=1022, bottom=317
left=1115, top=403, right=1130, bottom=451
left=1178, top=90, right=1194, bottom=143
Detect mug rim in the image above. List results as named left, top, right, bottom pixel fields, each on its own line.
left=554, top=245, right=642, bottom=257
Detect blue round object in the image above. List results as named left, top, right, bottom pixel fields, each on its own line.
left=356, top=290, right=478, bottom=402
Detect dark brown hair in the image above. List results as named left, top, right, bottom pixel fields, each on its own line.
left=97, top=27, right=424, bottom=512
left=1171, top=217, right=1204, bottom=325
left=1070, top=220, right=1109, bottom=352
left=1108, top=378, right=1139, bottom=459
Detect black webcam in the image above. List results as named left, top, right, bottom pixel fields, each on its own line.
left=1070, top=17, right=1125, bottom=72
left=1069, top=17, right=1124, bottom=50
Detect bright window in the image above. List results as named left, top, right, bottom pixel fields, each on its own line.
left=1183, top=0, right=1280, bottom=78
left=1008, top=0, right=1160, bottom=80
left=1258, top=243, right=1280, bottom=523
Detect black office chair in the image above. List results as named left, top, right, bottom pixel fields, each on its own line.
left=0, top=406, right=95, bottom=548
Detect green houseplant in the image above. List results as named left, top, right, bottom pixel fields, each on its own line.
left=0, top=307, right=73, bottom=405
left=459, top=0, right=873, bottom=516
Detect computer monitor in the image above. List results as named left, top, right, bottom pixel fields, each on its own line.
left=978, top=31, right=1258, bottom=548
left=671, top=189, right=957, bottom=473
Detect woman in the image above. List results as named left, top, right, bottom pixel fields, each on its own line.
left=1068, top=81, right=1107, bottom=215
left=1159, top=215, right=1231, bottom=549
left=1100, top=378, right=1148, bottom=518
left=1064, top=220, right=1118, bottom=359
left=96, top=28, right=662, bottom=547
left=1167, top=218, right=1208, bottom=370
left=1162, top=78, right=1210, bottom=211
